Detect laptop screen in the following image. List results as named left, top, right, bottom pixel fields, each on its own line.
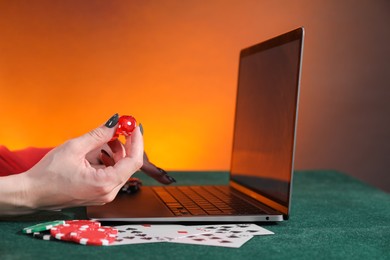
left=230, top=28, right=304, bottom=210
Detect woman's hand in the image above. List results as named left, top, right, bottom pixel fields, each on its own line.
left=0, top=114, right=144, bottom=215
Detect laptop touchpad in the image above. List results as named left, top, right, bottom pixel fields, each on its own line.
left=87, top=187, right=173, bottom=219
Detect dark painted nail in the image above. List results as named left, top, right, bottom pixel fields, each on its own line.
left=157, top=167, right=176, bottom=183
left=139, top=123, right=144, bottom=135
left=105, top=113, right=119, bottom=128
left=166, top=175, right=177, bottom=183
left=157, top=167, right=167, bottom=175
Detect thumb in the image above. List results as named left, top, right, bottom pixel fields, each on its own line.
left=74, top=113, right=119, bottom=154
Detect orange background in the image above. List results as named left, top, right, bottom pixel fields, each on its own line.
left=1, top=1, right=389, bottom=191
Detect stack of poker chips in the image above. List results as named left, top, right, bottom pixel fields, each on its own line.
left=22, top=220, right=118, bottom=246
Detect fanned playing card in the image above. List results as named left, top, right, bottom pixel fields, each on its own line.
left=170, top=232, right=253, bottom=248
left=111, top=224, right=212, bottom=245
left=113, top=225, right=165, bottom=245
left=169, top=224, right=273, bottom=248
left=197, top=223, right=274, bottom=236
left=110, top=224, right=273, bottom=247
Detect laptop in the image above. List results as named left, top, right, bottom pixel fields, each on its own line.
left=87, top=27, right=305, bottom=222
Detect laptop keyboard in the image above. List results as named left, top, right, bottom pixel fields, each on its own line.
left=152, top=186, right=265, bottom=216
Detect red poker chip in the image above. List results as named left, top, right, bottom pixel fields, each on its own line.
left=71, top=226, right=118, bottom=246
left=51, top=220, right=102, bottom=241
left=65, top=220, right=101, bottom=228
left=50, top=223, right=80, bottom=241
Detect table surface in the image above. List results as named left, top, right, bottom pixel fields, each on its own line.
left=1, top=170, right=389, bottom=260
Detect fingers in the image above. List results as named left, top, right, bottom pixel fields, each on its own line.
left=107, top=139, right=126, bottom=162
left=113, top=126, right=144, bottom=177
left=76, top=117, right=143, bottom=199
left=141, top=152, right=176, bottom=184
left=100, top=149, right=115, bottom=167
left=124, top=126, right=144, bottom=161
left=74, top=114, right=119, bottom=155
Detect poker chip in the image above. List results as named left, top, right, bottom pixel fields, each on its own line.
left=71, top=226, right=118, bottom=246
left=23, top=219, right=118, bottom=246
left=120, top=182, right=140, bottom=194
left=50, top=220, right=100, bottom=241
left=50, top=223, right=80, bottom=241
left=65, top=220, right=101, bottom=228
left=32, top=231, right=56, bottom=241
left=22, top=220, right=65, bottom=234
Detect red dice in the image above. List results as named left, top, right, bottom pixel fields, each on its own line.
left=112, top=115, right=137, bottom=140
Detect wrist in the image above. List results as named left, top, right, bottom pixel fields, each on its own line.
left=0, top=172, right=37, bottom=216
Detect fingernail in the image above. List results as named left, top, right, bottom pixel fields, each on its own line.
left=105, top=113, right=119, bottom=128
left=166, top=175, right=177, bottom=183
left=157, top=167, right=167, bottom=175
left=157, top=167, right=177, bottom=183
left=139, top=123, right=144, bottom=135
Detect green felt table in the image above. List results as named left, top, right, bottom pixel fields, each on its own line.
left=1, top=171, right=389, bottom=260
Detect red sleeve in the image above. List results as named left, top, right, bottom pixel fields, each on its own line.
left=0, top=146, right=52, bottom=176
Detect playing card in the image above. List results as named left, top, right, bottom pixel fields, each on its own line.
left=169, top=224, right=273, bottom=248
left=111, top=225, right=166, bottom=245
left=197, top=223, right=274, bottom=236
left=110, top=224, right=212, bottom=246
left=170, top=232, right=253, bottom=248
left=110, top=224, right=273, bottom=247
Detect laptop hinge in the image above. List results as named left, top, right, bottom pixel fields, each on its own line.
left=230, top=181, right=288, bottom=215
